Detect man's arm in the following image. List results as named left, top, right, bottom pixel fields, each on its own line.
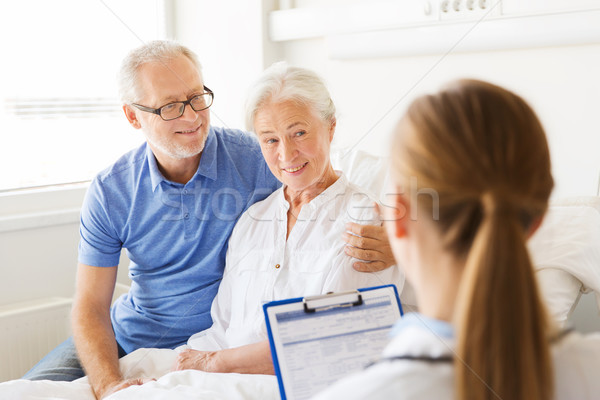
left=71, top=263, right=148, bottom=399
left=343, top=222, right=396, bottom=272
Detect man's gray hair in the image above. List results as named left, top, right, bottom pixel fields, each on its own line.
left=118, top=40, right=202, bottom=104
left=245, top=62, right=336, bottom=131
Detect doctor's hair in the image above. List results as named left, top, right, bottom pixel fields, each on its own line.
left=118, top=40, right=202, bottom=104
left=392, top=79, right=555, bottom=400
left=245, top=62, right=336, bottom=132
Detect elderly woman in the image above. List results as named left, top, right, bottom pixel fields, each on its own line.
left=168, top=63, right=405, bottom=374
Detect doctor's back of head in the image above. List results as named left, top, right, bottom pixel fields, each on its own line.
left=388, top=79, right=555, bottom=400
left=315, top=79, right=568, bottom=400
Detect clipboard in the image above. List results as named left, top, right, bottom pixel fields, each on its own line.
left=263, top=284, right=403, bottom=400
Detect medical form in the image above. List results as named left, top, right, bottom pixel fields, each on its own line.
left=264, top=285, right=402, bottom=400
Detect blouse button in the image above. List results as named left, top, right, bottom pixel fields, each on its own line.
left=275, top=264, right=280, bottom=269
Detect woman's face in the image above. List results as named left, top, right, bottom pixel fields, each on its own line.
left=253, top=100, right=335, bottom=194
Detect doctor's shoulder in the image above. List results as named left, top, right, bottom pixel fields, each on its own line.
left=312, top=354, right=453, bottom=400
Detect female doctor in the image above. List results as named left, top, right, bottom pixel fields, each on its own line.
left=313, top=79, right=600, bottom=400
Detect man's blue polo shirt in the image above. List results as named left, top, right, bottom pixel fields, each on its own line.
left=78, top=126, right=280, bottom=353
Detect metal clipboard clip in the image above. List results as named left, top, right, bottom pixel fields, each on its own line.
left=303, top=290, right=363, bottom=313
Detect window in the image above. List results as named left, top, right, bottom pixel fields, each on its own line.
left=0, top=0, right=169, bottom=191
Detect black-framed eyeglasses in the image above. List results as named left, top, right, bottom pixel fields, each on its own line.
left=132, top=86, right=214, bottom=121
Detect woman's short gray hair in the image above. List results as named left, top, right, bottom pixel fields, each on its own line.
left=245, top=62, right=336, bottom=131
left=118, top=40, right=202, bottom=104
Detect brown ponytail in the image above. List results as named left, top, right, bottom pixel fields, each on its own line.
left=455, top=191, right=552, bottom=400
left=392, top=80, right=554, bottom=400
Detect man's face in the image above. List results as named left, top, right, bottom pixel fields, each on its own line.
left=133, top=54, right=210, bottom=161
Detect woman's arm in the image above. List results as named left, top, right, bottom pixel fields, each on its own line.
left=173, top=340, right=274, bottom=375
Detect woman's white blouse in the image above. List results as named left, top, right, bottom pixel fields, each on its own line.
left=188, top=172, right=405, bottom=350
left=312, top=313, right=600, bottom=400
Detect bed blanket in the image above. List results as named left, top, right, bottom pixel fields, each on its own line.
left=0, top=349, right=279, bottom=400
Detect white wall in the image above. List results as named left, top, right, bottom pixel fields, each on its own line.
left=0, top=186, right=131, bottom=307
left=173, top=0, right=282, bottom=131
left=0, top=223, right=79, bottom=306
left=280, top=41, right=600, bottom=199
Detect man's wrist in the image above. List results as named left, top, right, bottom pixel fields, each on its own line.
left=93, top=374, right=124, bottom=399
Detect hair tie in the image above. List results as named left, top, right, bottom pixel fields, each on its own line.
left=481, top=190, right=512, bottom=216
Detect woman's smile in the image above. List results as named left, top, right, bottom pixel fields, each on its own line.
left=282, top=162, right=308, bottom=174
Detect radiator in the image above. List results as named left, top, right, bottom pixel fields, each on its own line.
left=0, top=297, right=72, bottom=382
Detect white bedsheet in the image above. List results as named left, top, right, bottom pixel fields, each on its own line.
left=0, top=349, right=278, bottom=400
left=107, top=371, right=278, bottom=400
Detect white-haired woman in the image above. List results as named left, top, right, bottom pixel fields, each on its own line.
left=169, top=63, right=406, bottom=374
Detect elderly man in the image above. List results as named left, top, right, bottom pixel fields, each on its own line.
left=23, top=41, right=394, bottom=399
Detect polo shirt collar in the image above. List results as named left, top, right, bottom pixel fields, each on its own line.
left=194, top=127, right=218, bottom=181
left=146, top=127, right=218, bottom=192
left=147, top=144, right=165, bottom=191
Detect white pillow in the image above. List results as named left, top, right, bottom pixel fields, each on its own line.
left=330, top=147, right=390, bottom=200
left=528, top=197, right=600, bottom=324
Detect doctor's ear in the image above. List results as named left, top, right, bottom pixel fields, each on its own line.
left=382, top=192, right=409, bottom=239
left=123, top=104, right=142, bottom=129
left=394, top=194, right=410, bottom=238
left=526, top=216, right=544, bottom=239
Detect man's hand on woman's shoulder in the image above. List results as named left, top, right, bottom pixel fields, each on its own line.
left=343, top=222, right=395, bottom=272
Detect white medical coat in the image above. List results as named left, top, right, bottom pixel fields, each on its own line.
left=313, top=313, right=600, bottom=400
